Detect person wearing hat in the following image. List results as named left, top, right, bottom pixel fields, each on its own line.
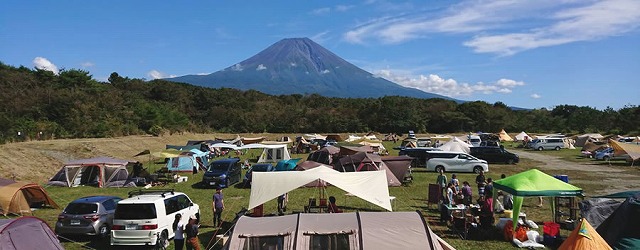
left=213, top=187, right=225, bottom=228
left=185, top=215, right=200, bottom=250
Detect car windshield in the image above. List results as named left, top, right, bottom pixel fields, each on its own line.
left=208, top=162, right=230, bottom=171
left=114, top=204, right=157, bottom=219
left=251, top=165, right=272, bottom=172
left=65, top=203, right=98, bottom=214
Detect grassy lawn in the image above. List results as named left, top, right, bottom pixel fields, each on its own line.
left=23, top=141, right=631, bottom=250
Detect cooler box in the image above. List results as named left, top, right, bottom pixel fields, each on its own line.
left=502, top=210, right=513, bottom=218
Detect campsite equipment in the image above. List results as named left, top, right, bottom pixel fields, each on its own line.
left=48, top=157, right=137, bottom=188
left=558, top=219, right=611, bottom=250
left=223, top=211, right=455, bottom=250
left=0, top=216, right=64, bottom=250
left=493, top=169, right=583, bottom=236
left=596, top=192, right=640, bottom=249
left=0, top=178, right=59, bottom=216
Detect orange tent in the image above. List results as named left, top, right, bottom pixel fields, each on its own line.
left=0, top=179, right=59, bottom=216
left=558, top=219, right=611, bottom=250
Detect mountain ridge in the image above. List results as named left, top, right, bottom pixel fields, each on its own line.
left=168, top=38, right=457, bottom=101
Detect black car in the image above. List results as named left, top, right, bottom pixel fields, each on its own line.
left=398, top=147, right=443, bottom=167
left=202, top=158, right=242, bottom=188
left=55, top=195, right=122, bottom=238
left=469, top=146, right=519, bottom=164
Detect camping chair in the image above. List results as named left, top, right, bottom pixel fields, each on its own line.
left=450, top=210, right=471, bottom=240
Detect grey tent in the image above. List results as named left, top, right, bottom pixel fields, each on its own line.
left=335, top=152, right=402, bottom=187
left=48, top=157, right=136, bottom=188
left=596, top=192, right=640, bottom=249
left=579, top=198, right=622, bottom=229
left=223, top=211, right=455, bottom=250
left=0, top=216, right=64, bottom=250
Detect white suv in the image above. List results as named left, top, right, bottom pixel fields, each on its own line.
left=426, top=151, right=489, bottom=174
left=111, top=190, right=200, bottom=247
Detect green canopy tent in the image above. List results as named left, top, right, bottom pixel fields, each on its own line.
left=493, top=169, right=584, bottom=233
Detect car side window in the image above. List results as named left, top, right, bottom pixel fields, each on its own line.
left=103, top=199, right=117, bottom=211
left=177, top=195, right=191, bottom=210
left=165, top=197, right=180, bottom=215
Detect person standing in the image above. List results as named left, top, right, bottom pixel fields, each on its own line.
left=185, top=215, right=201, bottom=250
left=484, top=178, right=494, bottom=213
left=436, top=169, right=448, bottom=200
left=461, top=181, right=473, bottom=206
left=475, top=171, right=486, bottom=197
left=450, top=174, right=460, bottom=191
left=213, top=187, right=225, bottom=227
left=173, top=213, right=185, bottom=250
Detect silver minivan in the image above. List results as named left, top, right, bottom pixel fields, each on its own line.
left=529, top=138, right=565, bottom=151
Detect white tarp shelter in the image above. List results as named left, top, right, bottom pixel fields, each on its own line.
left=208, top=143, right=291, bottom=163
left=249, top=166, right=392, bottom=211
left=515, top=131, right=530, bottom=141
left=437, top=137, right=472, bottom=153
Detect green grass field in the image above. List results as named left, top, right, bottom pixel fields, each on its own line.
left=25, top=141, right=634, bottom=250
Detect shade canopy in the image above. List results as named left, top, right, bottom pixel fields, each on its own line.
left=249, top=166, right=392, bottom=211
left=493, top=169, right=583, bottom=232
left=493, top=169, right=583, bottom=197
left=609, top=139, right=640, bottom=161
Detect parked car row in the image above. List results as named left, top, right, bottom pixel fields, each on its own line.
left=55, top=190, right=200, bottom=248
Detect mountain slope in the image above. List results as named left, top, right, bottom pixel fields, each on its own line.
left=168, top=38, right=455, bottom=100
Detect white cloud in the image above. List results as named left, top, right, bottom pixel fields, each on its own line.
left=336, top=5, right=354, bottom=12
left=147, top=70, right=176, bottom=79
left=231, top=64, right=243, bottom=71
left=196, top=73, right=209, bottom=75
left=80, top=61, right=95, bottom=68
left=531, top=93, right=542, bottom=99
left=33, top=57, right=59, bottom=74
left=343, top=0, right=640, bottom=54
left=374, top=69, right=524, bottom=97
left=290, top=62, right=297, bottom=67
left=320, top=69, right=330, bottom=74
left=256, top=64, right=267, bottom=71
left=311, top=7, right=330, bottom=15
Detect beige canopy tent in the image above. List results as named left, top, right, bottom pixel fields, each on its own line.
left=515, top=131, right=530, bottom=141
left=0, top=179, right=58, bottom=216
left=574, top=134, right=604, bottom=147
left=609, top=139, right=640, bottom=162
left=224, top=211, right=455, bottom=250
left=499, top=129, right=514, bottom=141
left=248, top=166, right=392, bottom=211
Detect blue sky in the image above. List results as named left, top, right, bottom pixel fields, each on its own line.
left=2, top=0, right=639, bottom=110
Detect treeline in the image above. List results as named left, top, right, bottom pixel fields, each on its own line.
left=0, top=62, right=638, bottom=143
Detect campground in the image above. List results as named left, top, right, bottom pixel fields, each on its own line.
left=0, top=133, right=639, bottom=250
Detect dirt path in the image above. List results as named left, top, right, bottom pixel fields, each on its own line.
left=513, top=149, right=639, bottom=196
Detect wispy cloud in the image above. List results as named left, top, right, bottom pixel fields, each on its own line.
left=531, top=93, right=542, bottom=99
left=256, top=64, right=267, bottom=71
left=80, top=61, right=95, bottom=68
left=374, top=69, right=525, bottom=97
left=147, top=70, right=176, bottom=79
left=311, top=31, right=331, bottom=43
left=343, top=0, right=640, bottom=55
left=33, top=57, right=59, bottom=74
left=231, top=64, right=244, bottom=71
left=311, top=7, right=331, bottom=15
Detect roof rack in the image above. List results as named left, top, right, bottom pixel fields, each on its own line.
left=128, top=189, right=175, bottom=198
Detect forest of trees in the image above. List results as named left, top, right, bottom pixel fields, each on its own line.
left=0, top=62, right=638, bottom=143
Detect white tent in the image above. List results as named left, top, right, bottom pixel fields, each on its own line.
left=515, top=131, right=530, bottom=141
left=254, top=144, right=291, bottom=163
left=437, top=137, right=471, bottom=153
left=248, top=166, right=392, bottom=211
left=224, top=212, right=455, bottom=250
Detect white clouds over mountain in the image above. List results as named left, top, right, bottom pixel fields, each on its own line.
left=374, top=69, right=524, bottom=97
left=33, top=57, right=59, bottom=74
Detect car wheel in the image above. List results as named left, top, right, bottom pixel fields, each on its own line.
left=555, top=146, right=561, bottom=151
left=473, top=166, right=483, bottom=174
left=98, top=224, right=109, bottom=238
left=225, top=179, right=230, bottom=188
left=537, top=147, right=544, bottom=151
left=603, top=156, right=610, bottom=161
left=435, top=166, right=444, bottom=173
left=158, top=230, right=169, bottom=249
left=507, top=159, right=514, bottom=165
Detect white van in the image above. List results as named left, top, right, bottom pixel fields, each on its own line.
left=468, top=135, right=482, bottom=147
left=529, top=138, right=565, bottom=151
left=426, top=151, right=489, bottom=174
left=111, top=190, right=200, bottom=247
